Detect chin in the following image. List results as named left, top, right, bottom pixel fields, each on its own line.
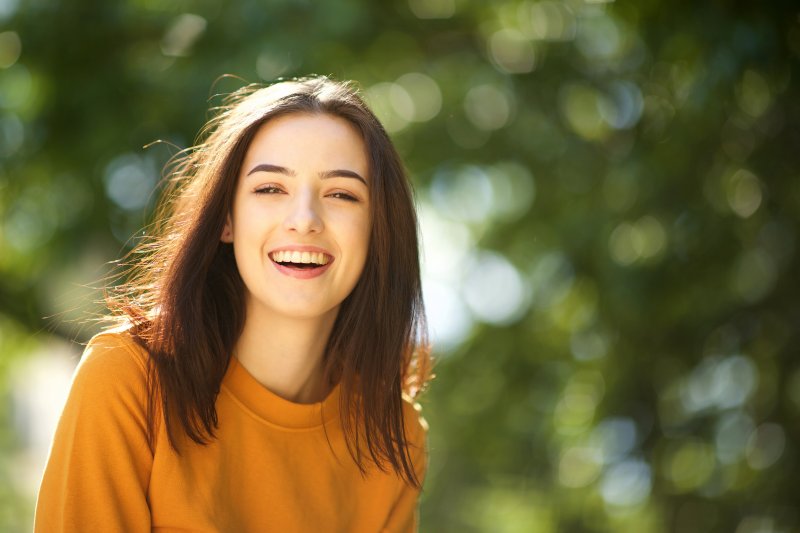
left=261, top=300, right=342, bottom=322
left=281, top=308, right=334, bottom=320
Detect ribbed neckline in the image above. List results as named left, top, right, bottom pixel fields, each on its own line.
left=221, top=355, right=341, bottom=430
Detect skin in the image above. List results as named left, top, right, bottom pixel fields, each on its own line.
left=221, top=112, right=371, bottom=403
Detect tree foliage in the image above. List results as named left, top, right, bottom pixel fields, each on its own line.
left=1, top=0, right=799, bottom=531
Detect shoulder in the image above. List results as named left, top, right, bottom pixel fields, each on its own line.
left=72, top=328, right=151, bottom=401
left=80, top=328, right=149, bottom=371
left=35, top=330, right=156, bottom=530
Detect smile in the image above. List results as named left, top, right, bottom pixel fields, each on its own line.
left=268, top=249, right=334, bottom=279
left=269, top=250, right=331, bottom=267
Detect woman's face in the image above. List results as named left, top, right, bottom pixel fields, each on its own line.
left=222, top=112, right=371, bottom=323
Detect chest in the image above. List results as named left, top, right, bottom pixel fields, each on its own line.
left=146, top=397, right=401, bottom=532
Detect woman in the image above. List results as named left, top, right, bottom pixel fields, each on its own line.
left=35, top=77, right=432, bottom=532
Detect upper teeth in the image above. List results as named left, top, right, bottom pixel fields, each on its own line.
left=271, top=250, right=330, bottom=265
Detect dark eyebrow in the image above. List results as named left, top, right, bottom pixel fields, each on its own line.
left=247, top=163, right=296, bottom=177
left=319, top=169, right=368, bottom=186
left=247, top=163, right=368, bottom=187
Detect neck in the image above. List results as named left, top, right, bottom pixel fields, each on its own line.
left=234, top=299, right=339, bottom=404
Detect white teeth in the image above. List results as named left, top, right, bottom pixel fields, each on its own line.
left=271, top=250, right=330, bottom=265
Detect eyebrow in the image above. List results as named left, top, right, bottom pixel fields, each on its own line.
left=247, top=163, right=368, bottom=187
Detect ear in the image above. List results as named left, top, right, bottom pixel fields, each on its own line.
left=220, top=214, right=233, bottom=243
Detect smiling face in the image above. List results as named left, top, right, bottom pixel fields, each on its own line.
left=222, top=112, right=371, bottom=323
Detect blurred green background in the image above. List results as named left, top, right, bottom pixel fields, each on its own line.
left=1, top=0, right=799, bottom=531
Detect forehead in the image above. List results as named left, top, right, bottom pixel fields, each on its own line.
left=242, top=112, right=369, bottom=176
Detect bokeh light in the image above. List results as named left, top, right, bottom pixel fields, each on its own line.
left=464, top=84, right=513, bottom=131
left=0, top=30, right=21, bottom=69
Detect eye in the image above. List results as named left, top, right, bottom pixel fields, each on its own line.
left=328, top=191, right=359, bottom=202
left=254, top=185, right=284, bottom=194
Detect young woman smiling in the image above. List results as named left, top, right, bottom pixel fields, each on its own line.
left=34, top=77, right=432, bottom=532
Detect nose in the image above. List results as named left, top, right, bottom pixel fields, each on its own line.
left=282, top=188, right=323, bottom=234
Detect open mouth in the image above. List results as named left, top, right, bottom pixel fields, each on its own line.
left=269, top=250, right=332, bottom=270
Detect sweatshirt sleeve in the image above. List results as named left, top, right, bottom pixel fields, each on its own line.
left=34, top=332, right=154, bottom=533
left=382, top=399, right=429, bottom=533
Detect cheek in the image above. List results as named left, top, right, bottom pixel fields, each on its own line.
left=334, top=216, right=370, bottom=276
left=348, top=215, right=371, bottom=255
left=233, top=202, right=272, bottom=240
left=329, top=207, right=370, bottom=242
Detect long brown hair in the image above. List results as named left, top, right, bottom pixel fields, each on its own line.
left=108, top=77, right=432, bottom=487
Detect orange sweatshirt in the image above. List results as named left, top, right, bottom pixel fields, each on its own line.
left=34, top=331, right=427, bottom=532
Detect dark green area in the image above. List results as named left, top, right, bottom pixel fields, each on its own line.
left=1, top=0, right=799, bottom=531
